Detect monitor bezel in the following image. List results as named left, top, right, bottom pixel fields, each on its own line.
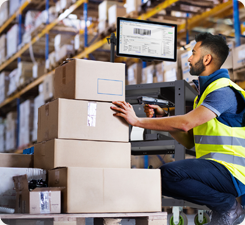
left=116, top=17, right=177, bottom=62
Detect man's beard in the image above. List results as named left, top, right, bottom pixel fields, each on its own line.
left=189, top=57, right=205, bottom=76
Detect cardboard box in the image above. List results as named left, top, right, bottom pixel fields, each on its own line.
left=0, top=1, right=8, bottom=27
left=34, top=139, right=131, bottom=170
left=7, top=24, right=18, bottom=58
left=141, top=65, right=154, bottom=84
left=5, top=112, right=17, bottom=152
left=108, top=5, right=126, bottom=26
left=13, top=175, right=62, bottom=214
left=0, top=34, right=6, bottom=50
left=37, top=98, right=129, bottom=142
left=99, top=1, right=119, bottom=21
left=0, top=153, right=33, bottom=168
left=43, top=73, right=54, bottom=101
left=126, top=0, right=141, bottom=14
left=0, top=123, right=5, bottom=153
left=54, top=34, right=74, bottom=52
left=222, top=41, right=234, bottom=69
left=127, top=63, right=142, bottom=85
left=33, top=63, right=45, bottom=79
left=0, top=167, right=46, bottom=209
left=163, top=61, right=178, bottom=82
left=48, top=167, right=161, bottom=213
left=0, top=71, right=10, bottom=103
left=9, top=0, right=20, bottom=16
left=54, top=59, right=125, bottom=102
left=18, top=62, right=34, bottom=86
left=181, top=50, right=198, bottom=82
left=233, top=44, right=245, bottom=70
left=7, top=68, right=19, bottom=96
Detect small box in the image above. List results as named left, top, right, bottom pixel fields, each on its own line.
left=233, top=43, right=245, bottom=70
left=127, top=63, right=142, bottom=85
left=54, top=59, right=125, bottom=102
left=18, top=62, right=33, bottom=86
left=0, top=167, right=46, bottom=209
left=48, top=167, right=161, bottom=213
left=34, top=139, right=131, bottom=170
left=54, top=34, right=74, bottom=51
left=33, top=63, right=45, bottom=79
left=108, top=5, right=126, bottom=26
left=13, top=175, right=62, bottom=214
left=37, top=98, right=129, bottom=143
left=0, top=153, right=33, bottom=168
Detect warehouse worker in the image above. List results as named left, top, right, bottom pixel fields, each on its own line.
left=111, top=32, right=245, bottom=225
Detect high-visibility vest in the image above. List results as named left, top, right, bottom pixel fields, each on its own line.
left=193, top=78, right=245, bottom=185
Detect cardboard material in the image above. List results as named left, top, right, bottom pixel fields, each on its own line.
left=34, top=139, right=131, bottom=170
left=13, top=175, right=62, bottom=214
left=0, top=167, right=46, bottom=209
left=48, top=167, right=161, bottom=213
left=43, top=73, right=54, bottom=101
left=5, top=112, right=17, bottom=152
left=0, top=153, right=33, bottom=168
left=233, top=44, right=245, bottom=70
left=37, top=98, right=129, bottom=142
left=127, top=63, right=142, bottom=85
left=54, top=59, right=125, bottom=102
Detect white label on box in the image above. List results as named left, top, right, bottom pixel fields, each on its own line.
left=40, top=192, right=50, bottom=214
left=238, top=49, right=245, bottom=59
left=97, top=79, right=123, bottom=96
left=87, top=102, right=97, bottom=127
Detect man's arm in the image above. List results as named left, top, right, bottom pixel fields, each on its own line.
left=111, top=102, right=217, bottom=149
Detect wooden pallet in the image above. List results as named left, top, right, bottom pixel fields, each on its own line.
left=1, top=212, right=167, bottom=225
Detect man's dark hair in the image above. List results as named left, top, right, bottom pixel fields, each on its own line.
left=195, top=32, right=229, bottom=68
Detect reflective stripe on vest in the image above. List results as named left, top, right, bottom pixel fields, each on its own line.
left=195, top=135, right=245, bottom=147
left=200, top=153, right=245, bottom=167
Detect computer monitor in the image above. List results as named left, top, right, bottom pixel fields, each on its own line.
left=116, top=17, right=177, bottom=62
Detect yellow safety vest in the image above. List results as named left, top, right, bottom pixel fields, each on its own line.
left=193, top=78, right=245, bottom=185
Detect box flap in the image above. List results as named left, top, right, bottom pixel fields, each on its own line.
left=13, top=174, right=29, bottom=192
left=31, top=187, right=65, bottom=192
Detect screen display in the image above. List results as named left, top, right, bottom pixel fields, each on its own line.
left=116, top=18, right=177, bottom=61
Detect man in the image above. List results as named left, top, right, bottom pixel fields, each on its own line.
left=111, top=33, right=245, bottom=225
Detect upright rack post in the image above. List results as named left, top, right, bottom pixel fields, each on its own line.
left=45, top=0, right=49, bottom=68
left=18, top=0, right=22, bottom=63
left=186, top=13, right=189, bottom=44
left=84, top=1, right=88, bottom=59
left=233, top=0, right=241, bottom=47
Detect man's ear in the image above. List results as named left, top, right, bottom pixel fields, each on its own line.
left=203, top=54, right=212, bottom=66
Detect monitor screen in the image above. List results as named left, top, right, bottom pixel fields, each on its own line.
left=116, top=17, right=177, bottom=62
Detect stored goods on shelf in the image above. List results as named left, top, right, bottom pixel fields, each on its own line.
left=162, top=61, right=178, bottom=82
left=98, top=20, right=108, bottom=35
left=25, top=11, right=41, bottom=33
left=6, top=24, right=18, bottom=58
left=7, top=68, right=19, bottom=96
left=18, top=62, right=34, bottom=86
left=37, top=99, right=129, bottom=143
left=0, top=72, right=10, bottom=103
left=5, top=112, right=17, bottom=152
left=18, top=100, right=33, bottom=149
left=181, top=50, right=198, bottom=82
left=0, top=123, right=4, bottom=152
left=55, top=44, right=74, bottom=62
left=56, top=1, right=62, bottom=14
left=34, top=139, right=131, bottom=170
left=233, top=43, right=245, bottom=70
left=48, top=167, right=161, bottom=213
left=35, top=7, right=57, bottom=28
left=74, top=34, right=94, bottom=51
left=60, top=0, right=76, bottom=10
left=141, top=65, right=155, bottom=84
left=108, top=4, right=126, bottom=27
left=127, top=63, right=142, bottom=85
left=32, top=94, right=45, bottom=142
left=0, top=167, right=45, bottom=209
left=155, top=63, right=164, bottom=83
left=9, top=0, right=20, bottom=16
left=0, top=153, right=33, bottom=167
left=14, top=175, right=62, bottom=214
left=54, top=34, right=74, bottom=52
left=222, top=41, right=234, bottom=69
left=125, top=0, right=141, bottom=14
left=43, top=73, right=54, bottom=101
left=0, top=34, right=6, bottom=64
left=47, top=52, right=56, bottom=70
left=99, top=1, right=121, bottom=22
left=32, top=63, right=45, bottom=79
left=0, top=1, right=8, bottom=27
left=0, top=34, right=6, bottom=50
left=54, top=59, right=125, bottom=102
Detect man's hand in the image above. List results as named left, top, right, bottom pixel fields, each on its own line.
left=111, top=101, right=139, bottom=126
left=144, top=104, right=166, bottom=118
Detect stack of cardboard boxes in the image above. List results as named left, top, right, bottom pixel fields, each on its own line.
left=0, top=34, right=6, bottom=65
left=34, top=59, right=161, bottom=213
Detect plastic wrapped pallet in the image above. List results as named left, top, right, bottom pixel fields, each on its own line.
left=108, top=5, right=126, bottom=26
left=7, top=68, right=19, bottom=96
left=7, top=24, right=18, bottom=58
left=0, top=122, right=5, bottom=153
left=0, top=72, right=10, bottom=103
left=9, top=0, right=20, bottom=16
left=99, top=1, right=120, bottom=22
left=25, top=11, right=41, bottom=33
left=32, top=94, right=44, bottom=142
left=35, top=8, right=57, bottom=29
left=5, top=112, right=17, bottom=152
left=18, top=100, right=33, bottom=148
left=125, top=0, right=141, bottom=14
left=18, top=62, right=33, bottom=86
left=54, top=34, right=74, bottom=52
left=0, top=1, right=8, bottom=27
